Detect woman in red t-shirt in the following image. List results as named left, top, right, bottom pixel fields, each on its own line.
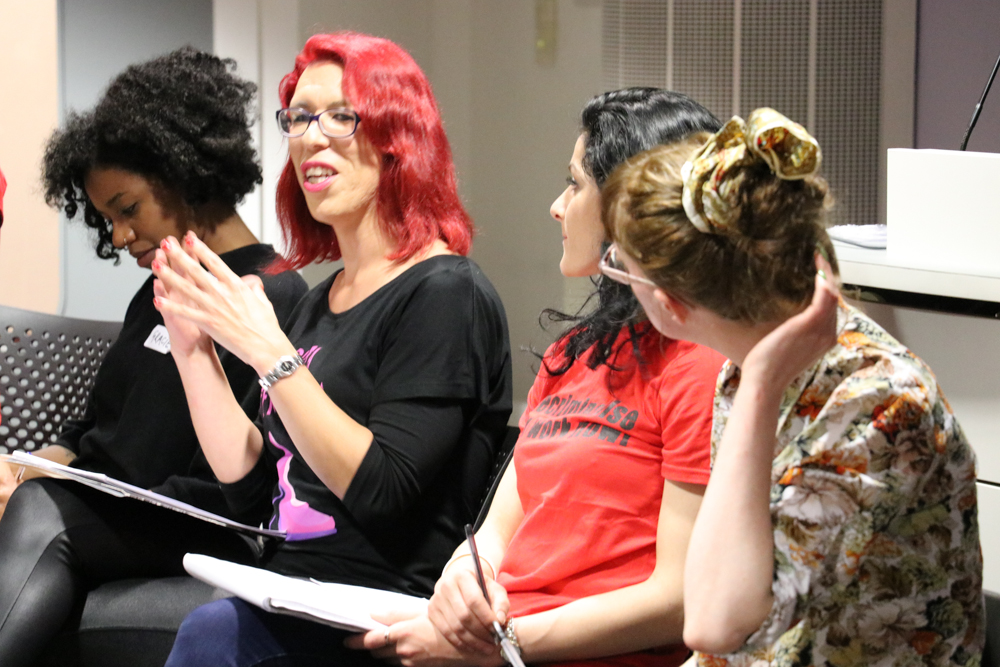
left=350, top=90, right=725, bottom=667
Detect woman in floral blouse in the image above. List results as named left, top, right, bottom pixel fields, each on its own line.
left=602, top=109, right=984, bottom=667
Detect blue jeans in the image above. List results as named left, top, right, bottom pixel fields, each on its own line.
left=164, top=598, right=380, bottom=667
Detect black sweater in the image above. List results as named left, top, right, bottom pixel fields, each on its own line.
left=60, top=244, right=308, bottom=519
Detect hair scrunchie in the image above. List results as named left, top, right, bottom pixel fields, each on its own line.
left=681, top=108, right=821, bottom=234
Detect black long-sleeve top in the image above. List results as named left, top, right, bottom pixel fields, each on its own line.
left=222, top=255, right=513, bottom=596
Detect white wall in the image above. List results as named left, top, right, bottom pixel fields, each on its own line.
left=213, top=0, right=301, bottom=251
left=461, top=1, right=603, bottom=404
left=212, top=0, right=264, bottom=239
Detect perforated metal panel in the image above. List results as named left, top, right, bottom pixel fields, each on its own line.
left=741, top=0, right=810, bottom=124
left=0, top=305, right=121, bottom=454
left=672, top=0, right=735, bottom=120
left=602, top=0, right=887, bottom=227
left=815, top=0, right=882, bottom=226
left=602, top=0, right=670, bottom=89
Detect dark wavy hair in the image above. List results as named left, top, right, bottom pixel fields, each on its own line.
left=42, top=47, right=262, bottom=262
left=272, top=32, right=473, bottom=271
left=542, top=88, right=721, bottom=375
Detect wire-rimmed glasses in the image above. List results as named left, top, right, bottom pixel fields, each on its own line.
left=598, top=244, right=658, bottom=288
left=276, top=107, right=361, bottom=139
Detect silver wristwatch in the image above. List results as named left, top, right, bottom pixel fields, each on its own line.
left=258, top=354, right=305, bottom=389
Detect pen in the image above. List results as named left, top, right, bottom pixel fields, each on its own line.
left=464, top=524, right=526, bottom=667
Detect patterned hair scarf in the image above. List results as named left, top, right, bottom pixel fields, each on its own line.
left=681, top=108, right=821, bottom=234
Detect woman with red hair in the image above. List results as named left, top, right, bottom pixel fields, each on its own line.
left=271, top=31, right=474, bottom=269
left=155, top=32, right=512, bottom=667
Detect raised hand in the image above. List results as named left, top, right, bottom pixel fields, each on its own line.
left=152, top=232, right=294, bottom=374
left=152, top=261, right=212, bottom=360
left=740, top=253, right=840, bottom=393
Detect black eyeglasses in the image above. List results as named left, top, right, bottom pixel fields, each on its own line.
left=275, top=107, right=362, bottom=139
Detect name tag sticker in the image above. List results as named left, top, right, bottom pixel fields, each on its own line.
left=144, top=324, right=172, bottom=354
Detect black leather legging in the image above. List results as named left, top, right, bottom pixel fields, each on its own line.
left=0, top=478, right=255, bottom=667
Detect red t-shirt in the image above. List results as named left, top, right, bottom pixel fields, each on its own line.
left=498, top=329, right=725, bottom=667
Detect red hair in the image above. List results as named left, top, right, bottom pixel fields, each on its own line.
left=272, top=32, right=473, bottom=271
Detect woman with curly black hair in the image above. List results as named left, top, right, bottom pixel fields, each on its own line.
left=0, top=47, right=307, bottom=667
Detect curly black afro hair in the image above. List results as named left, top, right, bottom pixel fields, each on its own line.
left=42, top=46, right=262, bottom=261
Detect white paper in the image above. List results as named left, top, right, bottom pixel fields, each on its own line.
left=2, top=452, right=284, bottom=539
left=183, top=553, right=429, bottom=632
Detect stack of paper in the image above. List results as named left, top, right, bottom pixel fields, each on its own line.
left=828, top=224, right=887, bottom=249
left=183, top=553, right=429, bottom=631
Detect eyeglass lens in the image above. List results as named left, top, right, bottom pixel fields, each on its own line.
left=278, top=108, right=359, bottom=138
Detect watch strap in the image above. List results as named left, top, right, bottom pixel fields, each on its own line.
left=258, top=353, right=305, bottom=389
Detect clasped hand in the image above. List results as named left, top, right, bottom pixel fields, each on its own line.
left=346, top=562, right=510, bottom=667
left=151, top=233, right=288, bottom=372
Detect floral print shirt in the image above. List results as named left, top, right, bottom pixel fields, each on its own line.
left=696, top=305, right=984, bottom=667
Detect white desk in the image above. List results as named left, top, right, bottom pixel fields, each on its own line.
left=835, top=242, right=1000, bottom=302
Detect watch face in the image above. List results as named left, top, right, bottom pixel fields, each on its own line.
left=278, top=360, right=297, bottom=374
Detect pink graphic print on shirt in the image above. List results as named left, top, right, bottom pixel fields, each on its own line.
left=264, top=345, right=336, bottom=541
left=270, top=434, right=337, bottom=541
